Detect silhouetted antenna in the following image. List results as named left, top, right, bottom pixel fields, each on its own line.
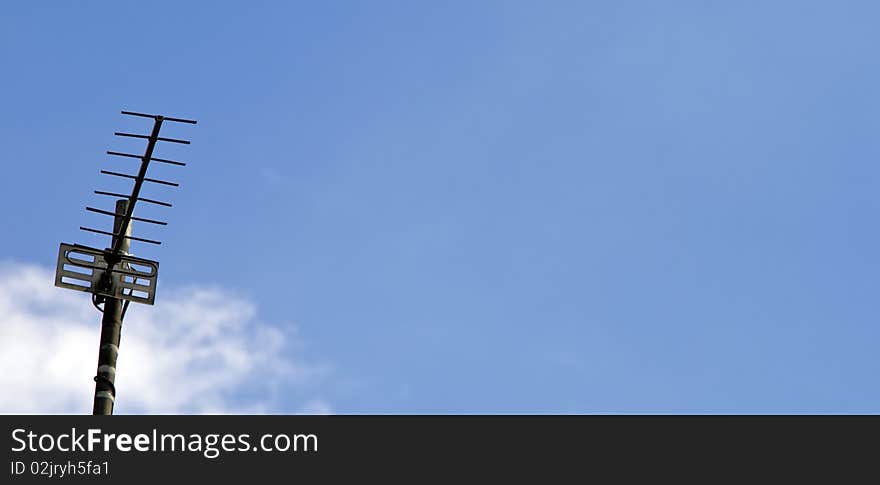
left=53, top=110, right=197, bottom=415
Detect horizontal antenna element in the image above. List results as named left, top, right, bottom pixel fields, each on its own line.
left=121, top=110, right=197, bottom=124
left=107, top=151, right=187, bottom=166
left=100, top=170, right=180, bottom=187
left=93, top=190, right=173, bottom=207
left=80, top=227, right=162, bottom=245
left=85, top=207, right=168, bottom=225
left=114, top=132, right=191, bottom=144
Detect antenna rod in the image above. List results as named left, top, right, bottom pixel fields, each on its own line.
left=93, top=199, right=131, bottom=415
left=111, top=116, right=164, bottom=255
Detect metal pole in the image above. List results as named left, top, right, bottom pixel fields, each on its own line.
left=92, top=199, right=131, bottom=415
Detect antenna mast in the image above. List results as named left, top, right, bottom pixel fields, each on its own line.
left=54, top=110, right=197, bottom=414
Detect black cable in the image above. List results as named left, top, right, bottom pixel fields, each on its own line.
left=93, top=291, right=132, bottom=320
left=120, top=299, right=130, bottom=321
left=92, top=294, right=104, bottom=313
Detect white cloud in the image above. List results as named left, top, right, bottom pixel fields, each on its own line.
left=0, top=262, right=330, bottom=414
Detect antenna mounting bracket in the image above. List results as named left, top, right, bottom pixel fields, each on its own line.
left=54, top=243, right=159, bottom=305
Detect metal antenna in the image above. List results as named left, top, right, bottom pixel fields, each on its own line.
left=54, top=110, right=197, bottom=415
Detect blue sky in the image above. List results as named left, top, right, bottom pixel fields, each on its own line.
left=2, top=1, right=879, bottom=413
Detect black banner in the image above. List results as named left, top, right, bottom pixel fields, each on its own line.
left=2, top=416, right=876, bottom=482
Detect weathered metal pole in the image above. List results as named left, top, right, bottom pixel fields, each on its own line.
left=92, top=199, right=131, bottom=415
